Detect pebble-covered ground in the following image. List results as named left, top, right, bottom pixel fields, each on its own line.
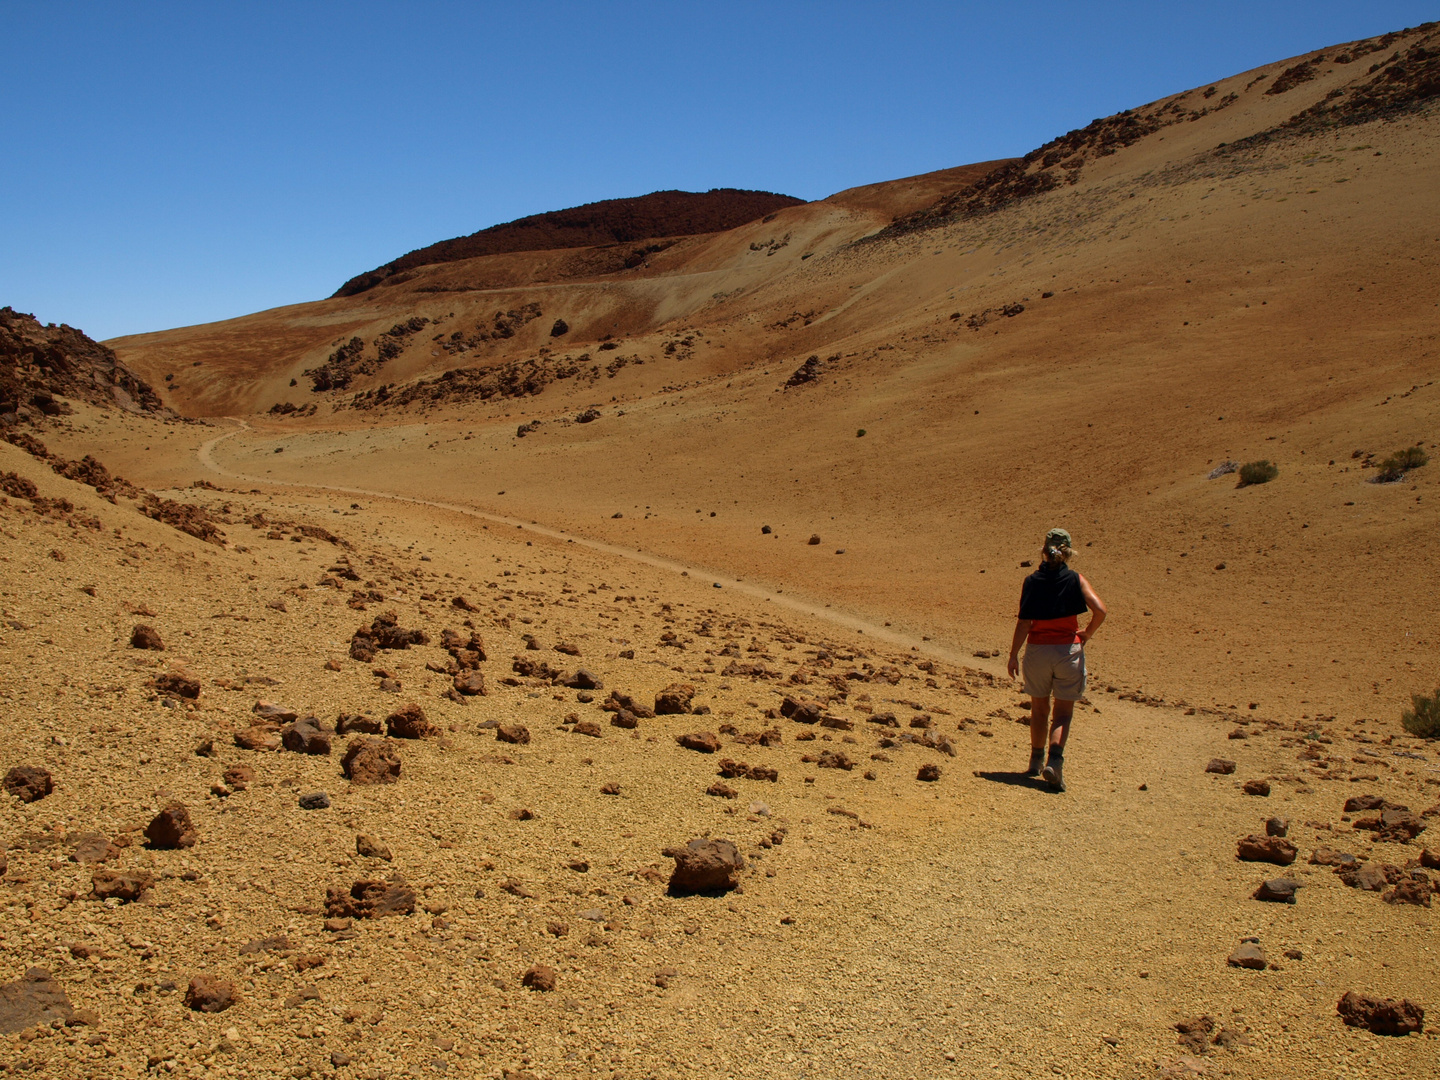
left=0, top=427, right=1435, bottom=1080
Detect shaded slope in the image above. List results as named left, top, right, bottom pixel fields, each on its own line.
left=335, top=188, right=805, bottom=297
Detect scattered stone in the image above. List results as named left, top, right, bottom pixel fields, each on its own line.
left=780, top=696, right=824, bottom=724
left=223, top=763, right=255, bottom=789
left=356, top=834, right=391, bottom=860
left=68, top=834, right=119, bottom=864
left=1343, top=794, right=1390, bottom=812
left=325, top=878, right=416, bottom=919
left=90, top=869, right=153, bottom=902
left=341, top=738, right=401, bottom=785
left=707, top=782, right=738, bottom=799
left=1205, top=759, right=1236, bottom=775
left=664, top=838, right=746, bottom=895
left=602, top=690, right=654, bottom=719
left=917, top=763, right=942, bottom=781
left=145, top=803, right=197, bottom=849
left=453, top=670, right=486, bottom=696
left=1337, top=862, right=1396, bottom=891
left=298, top=791, right=331, bottom=810
left=1253, top=878, right=1301, bottom=904
left=184, top=976, right=238, bottom=1013
left=572, top=720, right=602, bottom=738
left=194, top=737, right=214, bottom=757
left=0, top=968, right=74, bottom=1034
left=655, top=683, right=696, bottom=715
left=496, top=724, right=531, bottom=745
left=129, top=624, right=164, bottom=650
left=677, top=731, right=720, bottom=753
left=1265, top=817, right=1289, bottom=837
left=154, top=673, right=200, bottom=699
left=282, top=716, right=333, bottom=755
left=234, top=725, right=281, bottom=751
left=3, top=766, right=53, bottom=803
left=1226, top=942, right=1267, bottom=970
left=815, top=749, right=855, bottom=771
left=563, top=668, right=603, bottom=690
left=385, top=703, right=436, bottom=739
left=1336, top=991, right=1424, bottom=1036
left=238, top=935, right=291, bottom=955
left=1173, top=1016, right=1214, bottom=1054
left=1382, top=879, right=1433, bottom=907
left=1243, top=779, right=1271, bottom=797
left=1309, top=846, right=1357, bottom=867
left=610, top=710, right=639, bottom=729
left=600, top=782, right=621, bottom=796
left=508, top=808, right=536, bottom=821
left=1354, top=809, right=1427, bottom=843
left=1236, top=835, right=1297, bottom=865
left=521, top=964, right=557, bottom=992
left=335, top=712, right=382, bottom=734
left=252, top=700, right=298, bottom=723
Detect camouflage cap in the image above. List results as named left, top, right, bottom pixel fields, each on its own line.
left=1044, top=528, right=1072, bottom=550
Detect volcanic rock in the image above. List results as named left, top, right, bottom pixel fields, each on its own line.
left=1205, top=759, right=1236, bottom=775
left=677, top=731, right=720, bottom=753
left=325, top=878, right=416, bottom=919
left=780, top=696, right=823, bottom=724
left=68, top=834, right=119, bottom=864
left=453, top=669, right=486, bottom=696
left=129, top=624, right=164, bottom=650
left=341, top=739, right=401, bottom=784
left=664, top=838, right=746, bottom=895
left=234, top=725, right=281, bottom=751
left=496, top=724, right=531, bottom=745
left=223, top=763, right=255, bottom=789
left=816, top=749, right=855, bottom=771
left=385, top=703, right=436, bottom=739
left=1309, top=846, right=1357, bottom=866
left=184, top=976, right=238, bottom=1013
left=1381, top=878, right=1433, bottom=907
left=145, top=803, right=197, bottom=849
left=252, top=700, right=299, bottom=722
left=917, top=763, right=942, bottom=782
left=1242, top=779, right=1271, bottom=796
left=1336, top=991, right=1424, bottom=1036
left=335, top=713, right=381, bottom=735
left=3, top=766, right=53, bottom=803
left=356, top=834, right=391, bottom=860
left=154, top=673, right=200, bottom=699
left=522, top=964, right=557, bottom=992
left=1336, top=862, right=1397, bottom=891
left=1252, top=878, right=1301, bottom=903
left=655, top=683, right=696, bottom=715
left=282, top=716, right=333, bottom=755
left=602, top=690, right=654, bottom=718
left=610, top=709, right=639, bottom=729
left=91, top=869, right=152, bottom=902
left=0, top=968, right=74, bottom=1034
left=298, top=791, right=331, bottom=810
left=1265, top=817, right=1289, bottom=837
left=1226, top=942, right=1267, bottom=969
left=1236, top=835, right=1297, bottom=865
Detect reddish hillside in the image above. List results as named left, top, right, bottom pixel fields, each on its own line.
left=334, top=188, right=805, bottom=297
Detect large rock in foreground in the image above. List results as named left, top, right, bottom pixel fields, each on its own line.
left=341, top=739, right=401, bottom=784
left=1336, top=991, right=1424, bottom=1035
left=664, top=838, right=745, bottom=896
left=0, top=968, right=73, bottom=1034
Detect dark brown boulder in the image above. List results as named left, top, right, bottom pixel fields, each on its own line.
left=1243, top=779, right=1271, bottom=797
left=664, top=838, right=746, bottom=895
left=341, top=739, right=401, bottom=784
left=1336, top=862, right=1397, bottom=891
left=602, top=690, right=654, bottom=718
left=385, top=703, right=436, bottom=739
left=610, top=709, right=639, bottom=729
left=1226, top=942, right=1267, bottom=969
left=1336, top=991, right=1424, bottom=1036
left=145, top=803, right=197, bottom=849
left=90, top=869, right=152, bottom=902
left=677, top=731, right=720, bottom=753
left=129, top=624, right=164, bottom=650
left=1173, top=1016, right=1214, bottom=1054
left=282, top=716, right=333, bottom=755
left=562, top=668, right=603, bottom=690
left=1343, top=794, right=1390, bottom=813
left=572, top=720, right=602, bottom=738
left=522, top=964, right=557, bottom=992
left=3, top=766, right=53, bottom=803
left=1309, top=846, right=1356, bottom=867
left=0, top=968, right=74, bottom=1034
left=223, top=763, right=255, bottom=789
left=1382, top=879, right=1433, bottom=907
left=1252, top=878, right=1301, bottom=903
left=356, top=834, right=391, bottom=860
left=707, top=782, right=738, bottom=799
left=253, top=700, right=299, bottom=723
left=68, top=834, right=119, bottom=864
left=917, top=763, right=942, bottom=782
left=154, top=673, right=201, bottom=699
left=655, top=683, right=696, bottom=715
left=325, top=878, right=415, bottom=919
left=184, top=976, right=238, bottom=1013
left=335, top=713, right=381, bottom=735
left=453, top=670, right=486, bottom=696
left=1361, top=809, right=1426, bottom=843
left=1205, top=758, right=1236, bottom=775
left=496, top=724, right=531, bottom=745
left=1236, top=835, right=1297, bottom=865
left=816, top=749, right=855, bottom=771
left=780, top=696, right=823, bottom=724
left=1265, top=817, right=1289, bottom=837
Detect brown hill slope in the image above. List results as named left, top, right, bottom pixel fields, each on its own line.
left=334, top=188, right=806, bottom=297
left=101, top=21, right=1440, bottom=727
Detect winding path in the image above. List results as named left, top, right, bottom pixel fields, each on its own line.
left=198, top=419, right=980, bottom=667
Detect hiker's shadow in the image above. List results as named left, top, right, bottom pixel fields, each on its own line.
left=973, top=770, right=1054, bottom=792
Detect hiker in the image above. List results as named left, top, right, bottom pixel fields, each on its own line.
left=1005, top=528, right=1106, bottom=792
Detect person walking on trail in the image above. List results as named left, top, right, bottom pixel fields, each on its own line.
left=1005, top=528, right=1107, bottom=792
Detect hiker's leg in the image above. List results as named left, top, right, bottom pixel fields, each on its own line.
left=1048, top=698, right=1074, bottom=750
left=1029, top=697, right=1051, bottom=750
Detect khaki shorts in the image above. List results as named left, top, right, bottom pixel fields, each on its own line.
left=1022, top=643, right=1086, bottom=701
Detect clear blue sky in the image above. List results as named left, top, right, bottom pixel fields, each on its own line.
left=3, top=1, right=1433, bottom=340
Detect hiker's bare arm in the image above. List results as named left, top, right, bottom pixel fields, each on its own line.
left=1078, top=573, right=1107, bottom=643
left=1007, top=619, right=1031, bottom=679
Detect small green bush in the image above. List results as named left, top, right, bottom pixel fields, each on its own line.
left=1237, top=460, right=1278, bottom=486
left=1401, top=687, right=1440, bottom=738
left=1375, top=444, right=1429, bottom=482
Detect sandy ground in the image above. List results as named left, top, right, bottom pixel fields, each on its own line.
left=1, top=417, right=1436, bottom=1080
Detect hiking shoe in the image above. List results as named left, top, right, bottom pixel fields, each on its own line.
left=1042, top=761, right=1066, bottom=792
left=1024, top=749, right=1045, bottom=777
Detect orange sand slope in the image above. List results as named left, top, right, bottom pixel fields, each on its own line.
left=104, top=26, right=1440, bottom=723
